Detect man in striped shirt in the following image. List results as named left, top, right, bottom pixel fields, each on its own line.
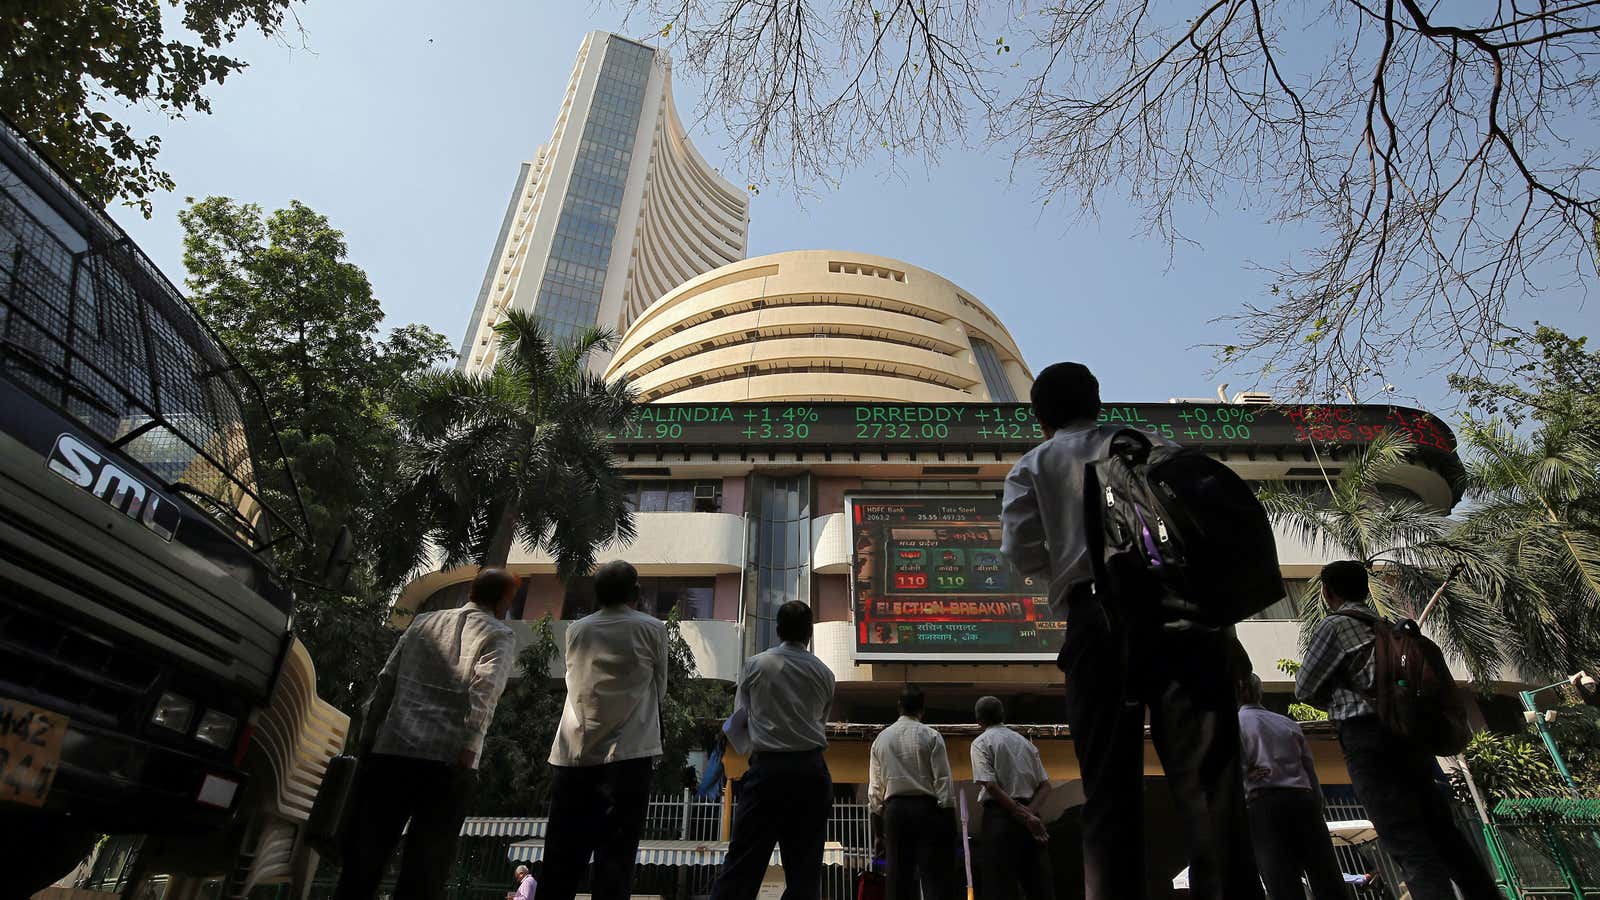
left=1297, top=560, right=1498, bottom=900
left=337, top=567, right=519, bottom=900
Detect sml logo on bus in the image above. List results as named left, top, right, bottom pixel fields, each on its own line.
left=47, top=433, right=179, bottom=542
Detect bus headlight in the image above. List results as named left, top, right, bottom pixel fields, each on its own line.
left=151, top=692, right=195, bottom=733
left=194, top=709, right=238, bottom=748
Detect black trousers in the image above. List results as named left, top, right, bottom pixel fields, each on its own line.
left=333, top=753, right=477, bottom=900
left=711, top=750, right=833, bottom=900
left=540, top=757, right=655, bottom=900
left=1247, top=788, right=1349, bottom=900
left=1337, top=717, right=1500, bottom=900
left=978, top=803, right=1054, bottom=900
left=1060, top=607, right=1261, bottom=900
left=883, top=795, right=961, bottom=900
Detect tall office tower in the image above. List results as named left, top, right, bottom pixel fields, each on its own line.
left=459, top=31, right=751, bottom=374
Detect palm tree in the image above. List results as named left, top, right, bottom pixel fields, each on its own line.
left=385, top=310, right=637, bottom=580
left=1257, top=430, right=1509, bottom=683
left=1457, top=418, right=1600, bottom=679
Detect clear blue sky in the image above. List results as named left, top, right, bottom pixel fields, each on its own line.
left=107, top=0, right=1595, bottom=417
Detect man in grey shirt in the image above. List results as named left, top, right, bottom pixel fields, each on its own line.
left=1000, top=362, right=1261, bottom=900
left=711, top=601, right=835, bottom=900
left=970, top=697, right=1054, bottom=900
left=1238, top=675, right=1348, bottom=899
left=338, top=567, right=519, bottom=900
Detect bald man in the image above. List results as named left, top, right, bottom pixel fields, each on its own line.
left=970, top=697, right=1055, bottom=900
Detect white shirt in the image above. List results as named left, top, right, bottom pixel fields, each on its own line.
left=868, top=716, right=955, bottom=814
left=970, top=725, right=1049, bottom=803
left=548, top=604, right=669, bottom=767
left=368, top=605, right=516, bottom=767
left=737, top=641, right=835, bottom=753
left=514, top=873, right=536, bottom=900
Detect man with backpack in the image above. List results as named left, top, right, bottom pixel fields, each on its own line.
left=1000, top=362, right=1263, bottom=900
left=1296, top=560, right=1499, bottom=900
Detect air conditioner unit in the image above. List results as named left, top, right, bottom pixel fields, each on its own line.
left=1232, top=392, right=1274, bottom=405
left=692, top=483, right=718, bottom=500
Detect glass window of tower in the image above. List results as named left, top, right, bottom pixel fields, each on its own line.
left=532, top=36, right=655, bottom=342
left=970, top=337, right=1017, bottom=401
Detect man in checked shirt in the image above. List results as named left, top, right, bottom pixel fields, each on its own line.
left=337, top=567, right=519, bottom=900
left=1296, top=560, right=1498, bottom=900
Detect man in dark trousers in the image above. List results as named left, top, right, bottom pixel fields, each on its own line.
left=970, top=696, right=1055, bottom=900
left=541, top=560, right=670, bottom=900
left=869, top=686, right=960, bottom=900
left=1297, top=560, right=1499, bottom=900
left=1238, top=674, right=1349, bottom=900
left=337, top=567, right=519, bottom=900
left=710, top=601, right=836, bottom=900
left=999, top=361, right=1262, bottom=900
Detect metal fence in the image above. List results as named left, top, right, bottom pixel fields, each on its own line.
left=68, top=786, right=1547, bottom=900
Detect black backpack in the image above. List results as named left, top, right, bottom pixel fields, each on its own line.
left=1084, top=429, right=1284, bottom=627
left=1335, top=609, right=1474, bottom=755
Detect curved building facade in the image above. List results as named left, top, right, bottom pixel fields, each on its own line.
left=604, top=250, right=1031, bottom=403
left=413, top=246, right=1482, bottom=844
left=459, top=31, right=749, bottom=374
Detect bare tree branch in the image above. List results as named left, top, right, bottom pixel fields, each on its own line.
left=616, top=0, right=1600, bottom=397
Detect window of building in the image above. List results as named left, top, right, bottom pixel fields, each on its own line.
left=623, top=479, right=723, bottom=512
left=561, top=576, right=716, bottom=620
left=970, top=337, right=1017, bottom=402
left=1248, top=578, right=1311, bottom=620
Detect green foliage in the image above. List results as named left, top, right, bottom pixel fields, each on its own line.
left=1445, top=326, right=1600, bottom=679
left=0, top=1, right=297, bottom=214
left=1257, top=430, right=1510, bottom=682
left=386, top=310, right=637, bottom=576
left=1275, top=658, right=1302, bottom=676
left=1453, top=730, right=1567, bottom=804
left=657, top=612, right=735, bottom=791
left=474, top=617, right=566, bottom=815
left=1287, top=703, right=1328, bottom=723
left=1545, top=700, right=1600, bottom=794
left=471, top=614, right=734, bottom=813
left=1450, top=326, right=1600, bottom=431
left=179, top=196, right=452, bottom=710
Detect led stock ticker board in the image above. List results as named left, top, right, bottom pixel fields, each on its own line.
left=849, top=495, right=1060, bottom=662
left=605, top=401, right=1458, bottom=452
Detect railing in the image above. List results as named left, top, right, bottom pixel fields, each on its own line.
left=0, top=115, right=305, bottom=553
left=76, top=787, right=1520, bottom=900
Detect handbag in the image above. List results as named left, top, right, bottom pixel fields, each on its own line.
left=304, top=752, right=359, bottom=858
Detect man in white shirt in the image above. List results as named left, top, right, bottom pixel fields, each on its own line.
left=1000, top=362, right=1261, bottom=900
left=509, top=865, right=537, bottom=900
left=710, top=601, right=836, bottom=900
left=868, top=686, right=958, bottom=900
left=337, top=567, right=519, bottom=900
left=970, top=697, right=1054, bottom=900
left=541, top=560, right=669, bottom=900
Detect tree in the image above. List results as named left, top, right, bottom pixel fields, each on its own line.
left=1451, top=326, right=1600, bottom=433
left=1452, top=731, right=1568, bottom=804
left=471, top=615, right=734, bottom=814
left=1457, top=420, right=1600, bottom=678
left=386, top=310, right=637, bottom=577
left=620, top=0, right=1599, bottom=395
left=657, top=612, right=736, bottom=791
left=1257, top=430, right=1508, bottom=681
left=1449, top=325, right=1600, bottom=679
left=180, top=196, right=452, bottom=710
left=0, top=1, right=300, bottom=215
left=474, top=617, right=567, bottom=815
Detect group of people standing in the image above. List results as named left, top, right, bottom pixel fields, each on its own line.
left=327, top=360, right=1502, bottom=900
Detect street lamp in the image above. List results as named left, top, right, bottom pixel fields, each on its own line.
left=1520, top=679, right=1585, bottom=799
